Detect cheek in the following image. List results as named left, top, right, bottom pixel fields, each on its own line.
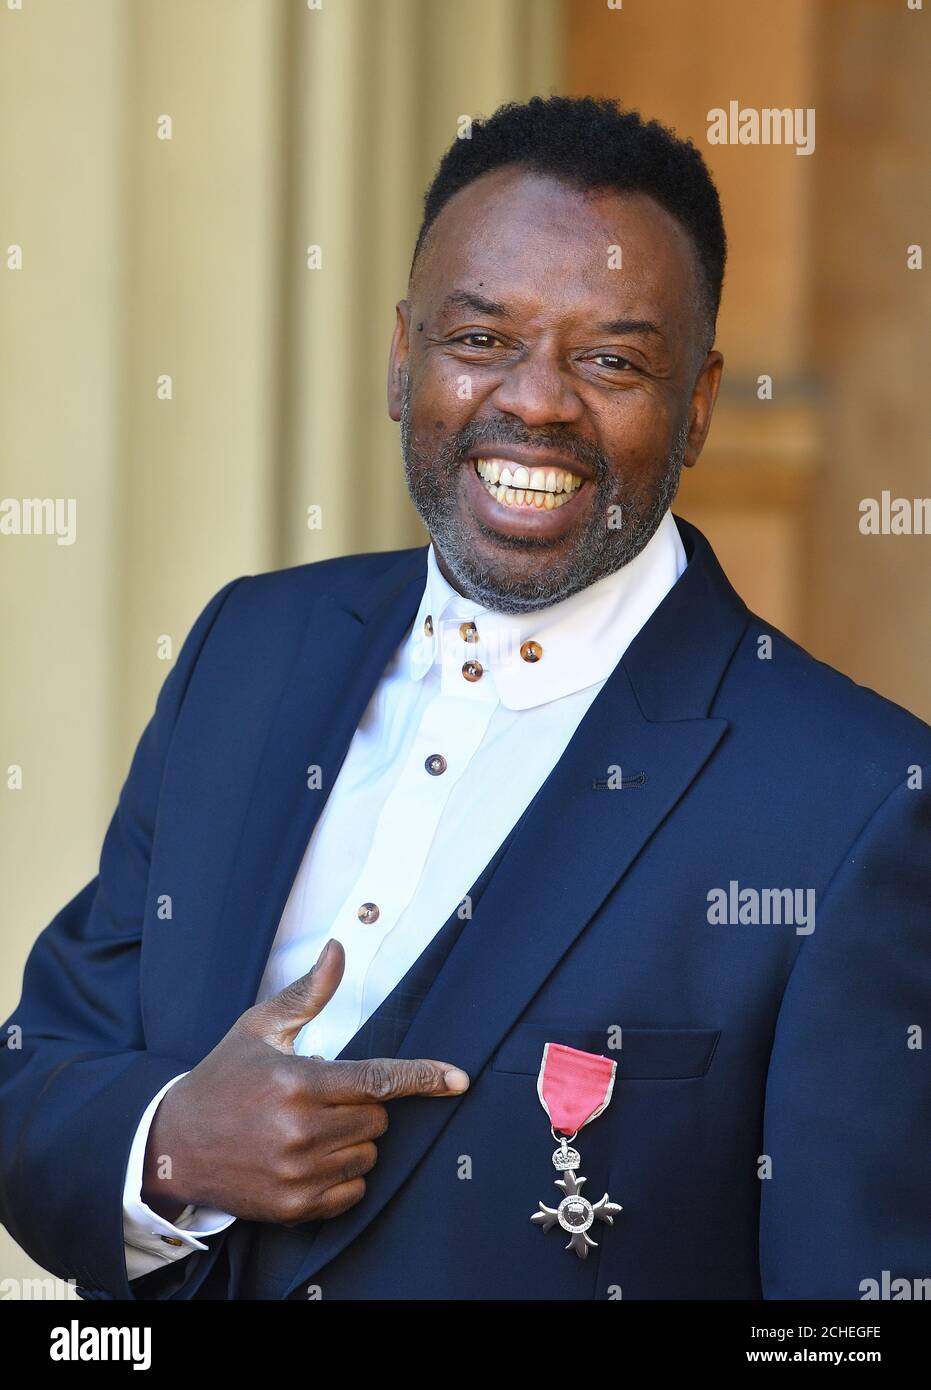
left=412, top=363, right=476, bottom=436
left=601, top=397, right=678, bottom=473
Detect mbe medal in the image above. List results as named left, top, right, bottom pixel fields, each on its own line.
left=530, top=1042, right=622, bottom=1260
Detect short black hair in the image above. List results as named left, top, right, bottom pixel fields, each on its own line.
left=411, top=95, right=726, bottom=348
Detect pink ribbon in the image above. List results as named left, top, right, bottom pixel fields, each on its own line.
left=537, top=1042, right=617, bottom=1135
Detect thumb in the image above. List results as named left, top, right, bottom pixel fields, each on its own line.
left=248, top=939, right=345, bottom=1053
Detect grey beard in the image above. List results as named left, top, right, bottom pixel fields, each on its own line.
left=400, top=381, right=688, bottom=614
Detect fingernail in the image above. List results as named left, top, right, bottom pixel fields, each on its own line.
left=444, top=1068, right=470, bottom=1093
left=315, top=940, right=332, bottom=967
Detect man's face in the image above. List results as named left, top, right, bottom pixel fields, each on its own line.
left=388, top=167, right=723, bottom=612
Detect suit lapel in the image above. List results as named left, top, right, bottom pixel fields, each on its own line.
left=188, top=549, right=428, bottom=1052
left=282, top=518, right=749, bottom=1293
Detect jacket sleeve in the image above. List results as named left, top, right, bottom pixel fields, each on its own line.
left=759, top=767, right=931, bottom=1298
left=0, top=575, right=247, bottom=1300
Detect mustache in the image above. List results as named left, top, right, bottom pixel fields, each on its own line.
left=399, top=378, right=622, bottom=486
left=443, top=419, right=611, bottom=481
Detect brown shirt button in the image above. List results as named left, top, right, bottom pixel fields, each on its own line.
left=520, top=639, right=543, bottom=663
left=160, top=1236, right=184, bottom=1247
left=425, top=753, right=448, bottom=776
left=462, top=659, right=483, bottom=682
left=357, top=902, right=380, bottom=924
left=423, top=614, right=434, bottom=636
left=458, top=621, right=479, bottom=642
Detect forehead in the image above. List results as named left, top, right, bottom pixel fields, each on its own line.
left=415, top=166, right=699, bottom=324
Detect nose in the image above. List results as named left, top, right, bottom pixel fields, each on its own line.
left=488, top=347, right=584, bottom=428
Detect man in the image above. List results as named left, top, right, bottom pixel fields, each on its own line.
left=1, top=96, right=929, bottom=1301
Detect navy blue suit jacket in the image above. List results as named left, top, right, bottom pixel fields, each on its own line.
left=1, top=518, right=929, bottom=1300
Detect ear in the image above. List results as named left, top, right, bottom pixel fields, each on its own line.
left=682, top=349, right=724, bottom=468
left=387, top=300, right=412, bottom=422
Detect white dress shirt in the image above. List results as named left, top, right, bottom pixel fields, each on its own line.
left=122, top=510, right=687, bottom=1280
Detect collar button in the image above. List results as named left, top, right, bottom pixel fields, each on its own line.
left=520, top=639, right=543, bottom=663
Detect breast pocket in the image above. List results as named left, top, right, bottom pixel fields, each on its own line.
left=491, top=1022, right=720, bottom=1079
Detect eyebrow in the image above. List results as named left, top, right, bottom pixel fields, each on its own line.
left=439, top=293, right=664, bottom=340
left=595, top=317, right=664, bottom=338
left=440, top=291, right=512, bottom=318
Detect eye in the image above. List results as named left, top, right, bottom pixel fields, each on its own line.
left=590, top=353, right=636, bottom=372
left=453, top=333, right=502, bottom=349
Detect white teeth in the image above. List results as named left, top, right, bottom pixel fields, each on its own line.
left=475, top=458, right=584, bottom=508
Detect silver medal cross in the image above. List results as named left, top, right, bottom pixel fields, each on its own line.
left=531, top=1136, right=622, bottom=1260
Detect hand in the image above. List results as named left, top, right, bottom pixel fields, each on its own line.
left=141, top=939, right=469, bottom=1225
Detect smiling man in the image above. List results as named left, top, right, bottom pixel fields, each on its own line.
left=2, top=97, right=929, bottom=1303
left=396, top=147, right=720, bottom=611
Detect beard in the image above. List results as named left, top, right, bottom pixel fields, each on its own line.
left=399, top=378, right=688, bottom=614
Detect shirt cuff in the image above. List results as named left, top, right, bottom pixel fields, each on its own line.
left=122, top=1071, right=236, bottom=1281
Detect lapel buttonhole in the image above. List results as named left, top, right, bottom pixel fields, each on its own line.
left=592, top=772, right=647, bottom=790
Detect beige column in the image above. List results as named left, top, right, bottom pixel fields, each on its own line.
left=0, top=0, right=128, bottom=1293
left=117, top=0, right=286, bottom=759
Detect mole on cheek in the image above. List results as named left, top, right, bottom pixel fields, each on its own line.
left=434, top=421, right=446, bottom=432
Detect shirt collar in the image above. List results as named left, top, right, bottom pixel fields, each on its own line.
left=406, top=510, right=687, bottom=710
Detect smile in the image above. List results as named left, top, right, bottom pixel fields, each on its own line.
left=473, top=458, right=585, bottom=510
